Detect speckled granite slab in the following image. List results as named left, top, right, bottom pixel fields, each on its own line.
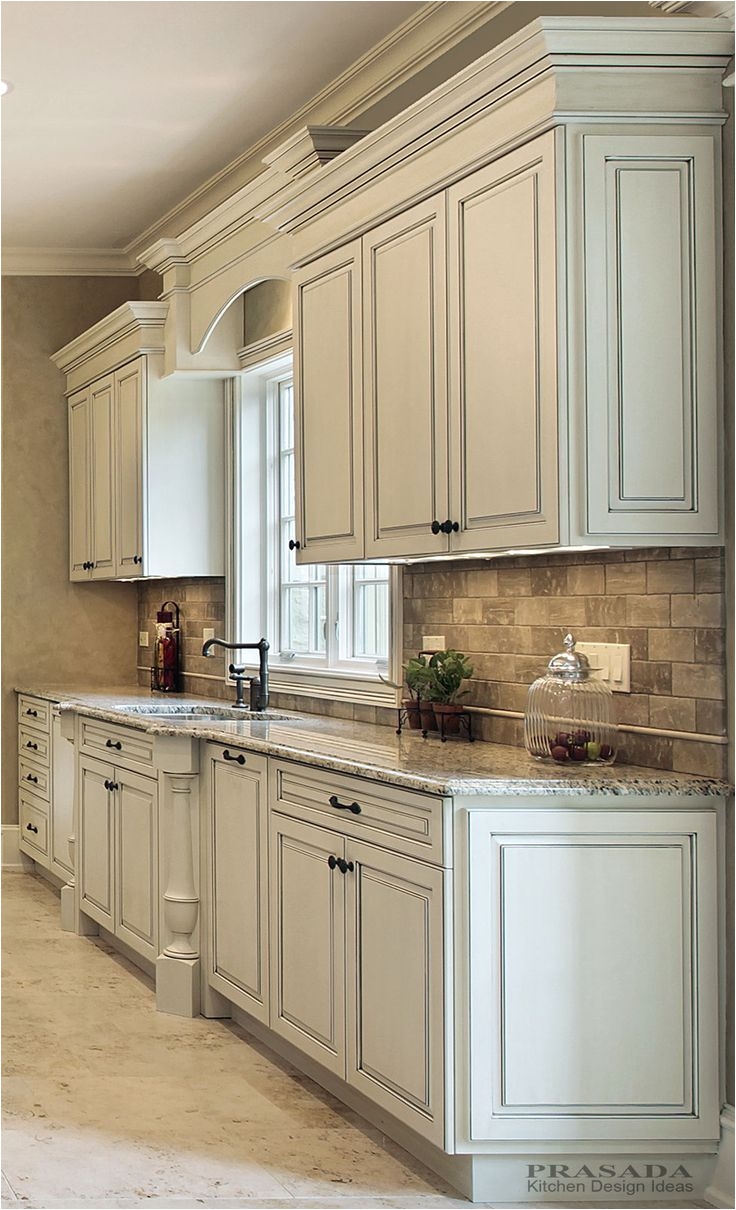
left=17, top=685, right=730, bottom=798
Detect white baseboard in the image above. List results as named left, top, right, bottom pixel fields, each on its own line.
left=705, top=1106, right=735, bottom=1207
left=1, top=825, right=31, bottom=870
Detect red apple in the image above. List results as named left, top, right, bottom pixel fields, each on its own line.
left=551, top=745, right=569, bottom=762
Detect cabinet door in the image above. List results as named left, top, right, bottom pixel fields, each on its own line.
left=208, top=750, right=269, bottom=1023
left=115, top=767, right=158, bottom=962
left=89, top=374, right=116, bottom=578
left=363, top=198, right=449, bottom=558
left=579, top=134, right=721, bottom=540
left=294, top=243, right=363, bottom=562
left=346, top=840, right=446, bottom=1147
left=68, top=388, right=92, bottom=580
left=269, top=813, right=345, bottom=1074
left=50, top=710, right=74, bottom=880
left=79, top=756, right=114, bottom=931
left=447, top=132, right=559, bottom=551
left=115, top=359, right=144, bottom=576
left=465, top=807, right=719, bottom=1143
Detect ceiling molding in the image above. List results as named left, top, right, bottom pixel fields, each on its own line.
left=648, top=0, right=735, bottom=23
left=1, top=246, right=142, bottom=276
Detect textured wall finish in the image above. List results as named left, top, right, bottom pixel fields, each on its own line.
left=243, top=280, right=292, bottom=347
left=1, top=277, right=144, bottom=825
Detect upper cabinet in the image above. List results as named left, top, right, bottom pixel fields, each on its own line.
left=54, top=303, right=225, bottom=581
left=270, top=19, right=730, bottom=563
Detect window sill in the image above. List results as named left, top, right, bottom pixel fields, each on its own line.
left=267, top=665, right=401, bottom=709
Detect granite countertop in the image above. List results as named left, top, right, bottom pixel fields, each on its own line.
left=18, top=685, right=730, bottom=799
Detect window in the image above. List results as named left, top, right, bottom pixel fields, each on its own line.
left=228, top=356, right=400, bottom=707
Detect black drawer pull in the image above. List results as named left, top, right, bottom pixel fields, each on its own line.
left=430, top=519, right=441, bottom=535
left=327, top=854, right=338, bottom=869
left=288, top=539, right=301, bottom=551
left=105, top=739, right=122, bottom=750
left=329, top=794, right=361, bottom=815
left=336, top=857, right=354, bottom=875
left=25, top=708, right=38, bottom=717
left=26, top=773, right=38, bottom=784
left=26, top=823, right=38, bottom=834
left=25, top=741, right=38, bottom=750
left=222, top=750, right=245, bottom=765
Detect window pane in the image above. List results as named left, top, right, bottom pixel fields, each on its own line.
left=353, top=579, right=389, bottom=659
left=284, top=586, right=310, bottom=652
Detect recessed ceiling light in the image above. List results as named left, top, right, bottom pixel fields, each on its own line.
left=0, top=81, right=12, bottom=96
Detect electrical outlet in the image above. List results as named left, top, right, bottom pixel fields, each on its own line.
left=138, top=631, right=149, bottom=648
left=203, top=627, right=216, bottom=643
left=422, top=635, right=446, bottom=652
left=576, top=642, right=631, bottom=693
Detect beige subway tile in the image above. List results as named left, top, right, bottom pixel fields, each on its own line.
left=605, top=563, right=646, bottom=594
left=585, top=596, right=628, bottom=626
left=353, top=704, right=378, bottom=725
left=671, top=662, right=726, bottom=700
left=419, top=569, right=467, bottom=598
left=618, top=733, right=673, bottom=771
left=404, top=597, right=454, bottom=624
left=567, top=564, right=605, bottom=595
left=671, top=594, right=724, bottom=628
left=467, top=624, right=532, bottom=654
left=584, top=627, right=648, bottom=660
left=584, top=549, right=625, bottom=563
left=647, top=560, right=694, bottom=594
left=529, top=565, right=568, bottom=596
left=481, top=715, right=524, bottom=747
left=695, top=557, right=724, bottom=593
left=647, top=628, right=694, bottom=663
left=625, top=595, right=670, bottom=627
left=694, top=628, right=726, bottom=664
left=453, top=597, right=484, bottom=624
left=529, top=626, right=568, bottom=655
left=649, top=696, right=697, bottom=733
left=630, top=661, right=672, bottom=694
left=497, top=567, right=532, bottom=596
left=465, top=568, right=499, bottom=597
left=616, top=694, right=650, bottom=727
left=482, top=602, right=519, bottom=626
left=183, top=580, right=226, bottom=602
left=696, top=699, right=727, bottom=735
left=672, top=740, right=727, bottom=779
left=624, top=547, right=672, bottom=561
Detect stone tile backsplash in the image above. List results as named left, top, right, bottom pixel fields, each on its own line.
left=138, top=546, right=728, bottom=778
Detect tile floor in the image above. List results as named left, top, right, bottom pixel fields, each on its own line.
left=1, top=872, right=711, bottom=1210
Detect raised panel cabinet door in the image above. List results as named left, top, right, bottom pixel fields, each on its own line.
left=115, top=767, right=158, bottom=962
left=208, top=751, right=269, bottom=1023
left=89, top=374, right=116, bottom=578
left=363, top=197, right=449, bottom=558
left=466, top=808, right=719, bottom=1143
left=269, top=813, right=346, bottom=1075
left=580, top=134, right=721, bottom=540
left=50, top=709, right=74, bottom=880
left=79, top=756, right=114, bottom=931
left=294, top=243, right=364, bottom=562
left=447, top=131, right=559, bottom=551
left=345, top=840, right=446, bottom=1147
left=115, top=359, right=144, bottom=576
left=68, top=389, right=92, bottom=580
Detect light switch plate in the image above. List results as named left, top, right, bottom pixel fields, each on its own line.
left=576, top=641, right=631, bottom=693
left=202, top=627, right=216, bottom=642
left=422, top=635, right=445, bottom=651
left=138, top=631, right=149, bottom=648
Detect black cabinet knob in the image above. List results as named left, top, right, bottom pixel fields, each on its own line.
left=26, top=823, right=38, bottom=834
left=327, top=854, right=338, bottom=870
left=336, top=857, right=354, bottom=875
left=133, top=555, right=142, bottom=565
left=288, top=539, right=301, bottom=551
left=105, top=739, right=122, bottom=750
left=26, top=741, right=38, bottom=750
left=440, top=519, right=459, bottom=534
left=25, top=709, right=38, bottom=717
left=26, top=774, right=38, bottom=784
left=222, top=750, right=246, bottom=765
left=328, top=794, right=361, bottom=815
left=430, top=520, right=441, bottom=535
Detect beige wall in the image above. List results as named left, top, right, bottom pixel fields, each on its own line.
left=1, top=276, right=144, bottom=825
left=243, top=280, right=291, bottom=347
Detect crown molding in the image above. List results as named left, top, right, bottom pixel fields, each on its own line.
left=238, top=329, right=293, bottom=371
left=51, top=301, right=168, bottom=388
left=649, top=0, right=734, bottom=22
left=263, top=126, right=371, bottom=181
left=1, top=246, right=141, bottom=276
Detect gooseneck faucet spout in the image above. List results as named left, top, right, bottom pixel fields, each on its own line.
left=201, top=637, right=270, bottom=710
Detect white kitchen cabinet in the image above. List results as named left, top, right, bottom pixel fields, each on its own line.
left=205, top=745, right=269, bottom=1024
left=293, top=244, right=364, bottom=562
left=18, top=694, right=53, bottom=866
left=269, top=764, right=447, bottom=1145
left=463, top=805, right=720, bottom=1144
left=79, top=753, right=158, bottom=963
left=50, top=707, right=74, bottom=881
left=54, top=303, right=225, bottom=581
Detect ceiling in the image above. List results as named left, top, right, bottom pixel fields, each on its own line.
left=1, top=1, right=422, bottom=256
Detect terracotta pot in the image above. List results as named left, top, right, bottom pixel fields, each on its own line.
left=433, top=702, right=464, bottom=736
left=419, top=703, right=437, bottom=732
left=402, top=699, right=421, bottom=730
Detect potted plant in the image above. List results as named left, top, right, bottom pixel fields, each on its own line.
left=424, top=649, right=474, bottom=735
left=402, top=655, right=434, bottom=730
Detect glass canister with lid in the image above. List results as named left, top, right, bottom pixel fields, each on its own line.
left=524, top=633, right=617, bottom=765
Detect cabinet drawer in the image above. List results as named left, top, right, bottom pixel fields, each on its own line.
left=18, top=724, right=50, bottom=766
left=271, top=759, right=446, bottom=864
left=19, top=793, right=48, bottom=858
left=18, top=695, right=51, bottom=733
left=80, top=719, right=155, bottom=771
left=19, top=756, right=50, bottom=802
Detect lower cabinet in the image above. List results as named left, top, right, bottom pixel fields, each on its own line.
left=464, top=805, right=720, bottom=1144
left=79, top=755, right=158, bottom=963
left=269, top=810, right=446, bottom=1146
left=205, top=745, right=269, bottom=1023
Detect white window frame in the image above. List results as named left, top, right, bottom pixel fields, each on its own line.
left=226, top=357, right=402, bottom=709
